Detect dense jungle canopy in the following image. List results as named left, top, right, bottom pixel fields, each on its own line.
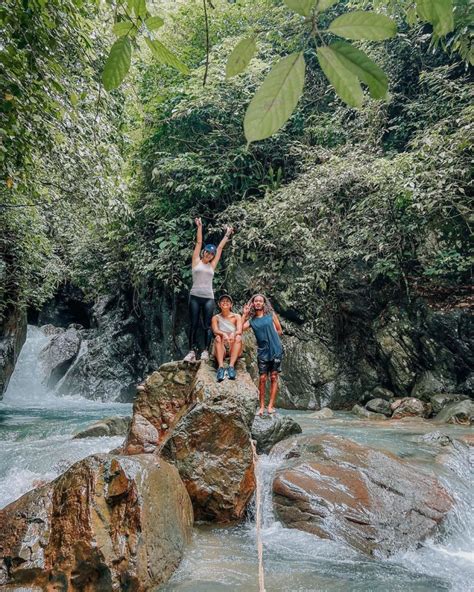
left=1, top=0, right=472, bottom=324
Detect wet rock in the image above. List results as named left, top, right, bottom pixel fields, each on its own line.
left=272, top=434, right=452, bottom=557
left=418, top=431, right=455, bottom=447
left=39, top=327, right=81, bottom=388
left=391, top=397, right=427, bottom=419
left=73, top=415, right=131, bottom=439
left=435, top=399, right=474, bottom=425
left=352, top=404, right=387, bottom=420
left=430, top=393, right=469, bottom=415
left=309, top=407, right=334, bottom=419
left=161, top=360, right=256, bottom=522
left=0, top=307, right=27, bottom=399
left=365, top=398, right=392, bottom=416
left=458, top=372, right=474, bottom=397
left=371, top=386, right=395, bottom=401
left=411, top=370, right=455, bottom=400
left=40, top=324, right=65, bottom=336
left=0, top=453, right=193, bottom=591
left=123, top=361, right=198, bottom=455
left=251, top=413, right=302, bottom=454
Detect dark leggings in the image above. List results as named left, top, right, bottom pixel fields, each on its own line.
left=189, top=295, right=215, bottom=351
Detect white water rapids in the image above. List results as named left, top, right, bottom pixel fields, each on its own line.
left=1, top=326, right=472, bottom=591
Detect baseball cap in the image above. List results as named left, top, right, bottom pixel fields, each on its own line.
left=218, top=294, right=233, bottom=305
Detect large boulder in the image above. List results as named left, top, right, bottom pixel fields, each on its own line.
left=430, top=393, right=469, bottom=415
left=39, top=326, right=81, bottom=388
left=352, top=404, right=387, bottom=420
left=73, top=415, right=131, bottom=439
left=161, top=360, right=257, bottom=522
left=0, top=453, right=193, bottom=591
left=365, top=398, right=392, bottom=416
left=272, top=434, right=452, bottom=557
left=434, top=399, right=474, bottom=425
left=124, top=361, right=199, bottom=455
left=251, top=413, right=302, bottom=454
left=0, top=306, right=27, bottom=399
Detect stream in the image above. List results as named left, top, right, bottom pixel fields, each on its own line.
left=1, top=326, right=472, bottom=591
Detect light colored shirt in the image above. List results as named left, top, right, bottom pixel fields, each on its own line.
left=190, top=261, right=214, bottom=299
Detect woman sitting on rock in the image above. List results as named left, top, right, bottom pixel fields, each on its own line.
left=211, top=294, right=243, bottom=382
left=183, top=217, right=233, bottom=362
left=242, top=294, right=283, bottom=416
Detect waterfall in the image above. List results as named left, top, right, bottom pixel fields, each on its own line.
left=0, top=325, right=131, bottom=509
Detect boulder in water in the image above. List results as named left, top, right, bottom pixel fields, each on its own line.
left=272, top=434, right=452, bottom=557
left=434, top=399, right=474, bottom=425
left=430, top=393, right=469, bottom=415
left=391, top=397, right=428, bottom=419
left=309, top=407, right=334, bottom=419
left=251, top=413, right=302, bottom=454
left=161, top=360, right=257, bottom=522
left=39, top=327, right=81, bottom=388
left=0, top=453, right=192, bottom=590
left=352, top=404, right=387, bottom=420
left=73, top=415, right=131, bottom=439
left=365, top=398, right=392, bottom=416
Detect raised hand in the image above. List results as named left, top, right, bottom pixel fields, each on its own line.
left=242, top=304, right=251, bottom=317
left=225, top=225, right=234, bottom=237
left=195, top=217, right=202, bottom=228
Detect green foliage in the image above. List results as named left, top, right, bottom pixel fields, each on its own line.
left=226, top=37, right=257, bottom=78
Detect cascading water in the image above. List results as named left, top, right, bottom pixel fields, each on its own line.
left=0, top=325, right=131, bottom=508
left=163, top=413, right=473, bottom=592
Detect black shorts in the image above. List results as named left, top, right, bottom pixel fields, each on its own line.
left=258, top=357, right=282, bottom=375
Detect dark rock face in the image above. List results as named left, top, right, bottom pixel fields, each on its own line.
left=272, top=434, right=452, bottom=557
left=251, top=413, right=302, bottom=454
left=39, top=326, right=81, bottom=388
left=352, top=404, right=387, bottom=420
left=161, top=361, right=257, bottom=522
left=435, top=399, right=474, bottom=425
left=73, top=415, right=131, bottom=439
left=0, top=454, right=193, bottom=591
left=0, top=307, right=26, bottom=399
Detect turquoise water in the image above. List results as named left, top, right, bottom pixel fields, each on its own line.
left=0, top=326, right=131, bottom=508
left=1, top=326, right=472, bottom=591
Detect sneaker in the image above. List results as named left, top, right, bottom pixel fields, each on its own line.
left=227, top=366, right=236, bottom=380
left=183, top=350, right=196, bottom=362
left=216, top=367, right=225, bottom=382
left=200, top=350, right=210, bottom=361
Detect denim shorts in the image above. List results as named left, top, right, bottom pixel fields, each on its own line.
left=257, top=357, right=282, bottom=375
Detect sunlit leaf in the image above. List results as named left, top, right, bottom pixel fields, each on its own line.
left=328, top=11, right=397, bottom=40
left=416, top=0, right=454, bottom=36
left=145, top=16, right=164, bottom=31
left=317, top=45, right=363, bottom=107
left=329, top=41, right=388, bottom=99
left=145, top=38, right=190, bottom=75
left=226, top=37, right=257, bottom=78
left=315, top=0, right=338, bottom=11
left=112, top=21, right=135, bottom=37
left=102, top=37, right=132, bottom=91
left=244, top=52, right=305, bottom=143
left=69, top=92, right=79, bottom=106
left=284, top=1, right=316, bottom=17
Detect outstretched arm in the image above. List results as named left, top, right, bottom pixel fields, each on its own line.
left=192, top=218, right=203, bottom=267
left=272, top=312, right=283, bottom=335
left=211, top=225, right=233, bottom=269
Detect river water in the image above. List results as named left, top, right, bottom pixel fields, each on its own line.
left=1, top=326, right=472, bottom=591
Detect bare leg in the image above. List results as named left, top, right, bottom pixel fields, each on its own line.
left=214, top=336, right=224, bottom=367
left=258, top=374, right=267, bottom=416
left=268, top=371, right=279, bottom=413
left=229, top=335, right=242, bottom=367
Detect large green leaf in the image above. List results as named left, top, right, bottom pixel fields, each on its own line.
left=145, top=16, right=164, bottom=31
left=133, top=0, right=148, bottom=18
left=112, top=21, right=135, bottom=37
left=329, top=41, right=388, bottom=99
left=315, top=0, right=338, bottom=11
left=284, top=1, right=316, bottom=17
left=102, top=37, right=132, bottom=91
left=244, top=52, right=306, bottom=143
left=226, top=37, right=257, bottom=78
left=416, top=0, right=454, bottom=36
left=317, top=45, right=363, bottom=107
left=145, top=38, right=190, bottom=75
left=328, top=11, right=397, bottom=40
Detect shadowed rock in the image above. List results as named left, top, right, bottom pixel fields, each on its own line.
left=0, top=454, right=193, bottom=591
left=272, top=434, right=452, bottom=558
left=352, top=404, right=387, bottom=420
left=251, top=413, right=302, bottom=454
left=430, top=393, right=469, bottom=415
left=365, top=398, right=392, bottom=416
left=435, top=399, right=474, bottom=425
left=39, top=327, right=81, bottom=388
left=73, top=415, right=131, bottom=439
